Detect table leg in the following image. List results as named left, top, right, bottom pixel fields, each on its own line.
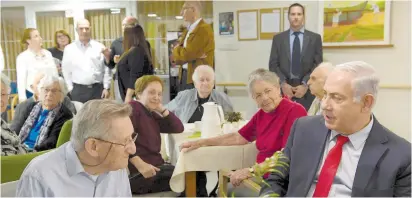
left=218, top=171, right=229, bottom=197
left=185, top=171, right=197, bottom=197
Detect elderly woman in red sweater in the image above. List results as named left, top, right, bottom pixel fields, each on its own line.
left=180, top=68, right=307, bottom=187
left=128, top=75, right=184, bottom=195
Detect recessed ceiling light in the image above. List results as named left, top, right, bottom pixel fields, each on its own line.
left=148, top=13, right=157, bottom=17
left=175, top=16, right=183, bottom=19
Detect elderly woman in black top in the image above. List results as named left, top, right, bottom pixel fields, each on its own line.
left=117, top=24, right=153, bottom=103
left=12, top=75, right=73, bottom=151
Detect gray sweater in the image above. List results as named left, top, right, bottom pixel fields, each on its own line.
left=165, top=88, right=233, bottom=123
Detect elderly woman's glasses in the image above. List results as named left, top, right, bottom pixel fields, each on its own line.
left=94, top=132, right=138, bottom=148
left=41, top=88, right=61, bottom=94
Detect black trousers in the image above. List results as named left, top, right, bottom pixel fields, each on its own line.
left=70, top=83, right=103, bottom=103
left=129, top=163, right=208, bottom=196
left=180, top=69, right=194, bottom=91
left=289, top=79, right=315, bottom=111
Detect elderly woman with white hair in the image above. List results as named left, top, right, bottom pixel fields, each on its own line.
left=180, top=68, right=307, bottom=188
left=12, top=74, right=73, bottom=151
left=1, top=73, right=28, bottom=155
left=166, top=65, right=233, bottom=123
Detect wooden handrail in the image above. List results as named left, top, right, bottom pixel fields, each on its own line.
left=218, top=169, right=261, bottom=197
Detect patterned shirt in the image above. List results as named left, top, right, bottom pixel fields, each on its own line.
left=1, top=119, right=28, bottom=156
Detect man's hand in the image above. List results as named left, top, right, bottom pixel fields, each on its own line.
left=228, top=168, right=252, bottom=187
left=179, top=140, right=202, bottom=153
left=135, top=162, right=160, bottom=179
left=281, top=83, right=294, bottom=99
left=102, top=47, right=111, bottom=62
left=101, top=89, right=110, bottom=99
left=293, top=85, right=308, bottom=98
left=114, top=55, right=120, bottom=64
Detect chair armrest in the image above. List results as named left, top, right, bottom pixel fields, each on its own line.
left=1, top=150, right=49, bottom=183
left=218, top=169, right=262, bottom=197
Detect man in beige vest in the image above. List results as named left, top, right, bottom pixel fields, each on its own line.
left=307, top=62, right=334, bottom=115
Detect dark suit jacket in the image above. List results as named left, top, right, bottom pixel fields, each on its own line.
left=172, top=19, right=215, bottom=84
left=260, top=115, right=411, bottom=197
left=11, top=96, right=75, bottom=133
left=116, top=44, right=154, bottom=101
left=269, top=29, right=323, bottom=84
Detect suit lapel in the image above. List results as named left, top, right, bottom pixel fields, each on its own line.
left=283, top=30, right=291, bottom=63
left=351, top=118, right=389, bottom=196
left=300, top=117, right=330, bottom=195
left=301, top=32, right=310, bottom=60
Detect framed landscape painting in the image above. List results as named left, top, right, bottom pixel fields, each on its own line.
left=318, top=1, right=391, bottom=46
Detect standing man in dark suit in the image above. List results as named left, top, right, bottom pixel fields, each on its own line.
left=269, top=3, right=323, bottom=110
left=260, top=61, right=411, bottom=197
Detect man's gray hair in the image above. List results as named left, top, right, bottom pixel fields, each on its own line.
left=0, top=73, right=11, bottom=92
left=37, top=75, right=68, bottom=102
left=247, top=68, right=280, bottom=95
left=335, top=61, right=380, bottom=103
left=192, top=65, right=215, bottom=83
left=71, top=99, right=133, bottom=152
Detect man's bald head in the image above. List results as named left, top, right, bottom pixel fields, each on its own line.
left=308, top=62, right=334, bottom=99
left=31, top=73, right=46, bottom=99
left=122, top=16, right=138, bottom=32
left=76, top=19, right=91, bottom=42
left=181, top=1, right=202, bottom=23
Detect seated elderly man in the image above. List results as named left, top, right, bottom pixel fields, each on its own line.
left=1, top=73, right=28, bottom=155
left=12, top=75, right=73, bottom=151
left=181, top=69, right=307, bottom=189
left=260, top=61, right=411, bottom=197
left=16, top=100, right=136, bottom=197
left=166, top=65, right=233, bottom=123
left=11, top=72, right=75, bottom=133
left=307, top=62, right=334, bottom=115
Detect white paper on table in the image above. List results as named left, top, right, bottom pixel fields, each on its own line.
left=283, top=11, right=290, bottom=31
left=261, top=10, right=281, bottom=33
left=238, top=11, right=258, bottom=39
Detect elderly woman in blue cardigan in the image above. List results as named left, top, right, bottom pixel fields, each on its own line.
left=166, top=65, right=233, bottom=123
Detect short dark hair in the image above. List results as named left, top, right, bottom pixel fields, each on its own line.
left=288, top=3, right=305, bottom=15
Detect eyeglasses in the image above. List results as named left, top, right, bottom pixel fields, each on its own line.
left=41, top=88, right=61, bottom=94
left=93, top=132, right=138, bottom=148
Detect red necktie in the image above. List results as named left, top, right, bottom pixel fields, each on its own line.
left=313, top=135, right=349, bottom=197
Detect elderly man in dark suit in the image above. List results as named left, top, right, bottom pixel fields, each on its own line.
left=269, top=3, right=323, bottom=110
left=260, top=61, right=411, bottom=197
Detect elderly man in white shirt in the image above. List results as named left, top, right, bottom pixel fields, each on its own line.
left=307, top=62, right=334, bottom=115
left=62, top=19, right=112, bottom=103
left=16, top=99, right=137, bottom=197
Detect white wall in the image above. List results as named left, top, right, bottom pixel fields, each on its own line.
left=213, top=1, right=411, bottom=141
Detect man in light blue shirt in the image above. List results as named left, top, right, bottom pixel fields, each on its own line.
left=16, top=100, right=137, bottom=197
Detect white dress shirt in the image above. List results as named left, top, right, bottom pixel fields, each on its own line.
left=62, top=40, right=112, bottom=91
left=307, top=117, right=374, bottom=197
left=182, top=18, right=202, bottom=69
left=16, top=142, right=132, bottom=197
left=16, top=49, right=59, bottom=102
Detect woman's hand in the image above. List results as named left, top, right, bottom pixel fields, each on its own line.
left=134, top=161, right=160, bottom=179
left=179, top=140, right=203, bottom=153
left=228, top=168, right=252, bottom=187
